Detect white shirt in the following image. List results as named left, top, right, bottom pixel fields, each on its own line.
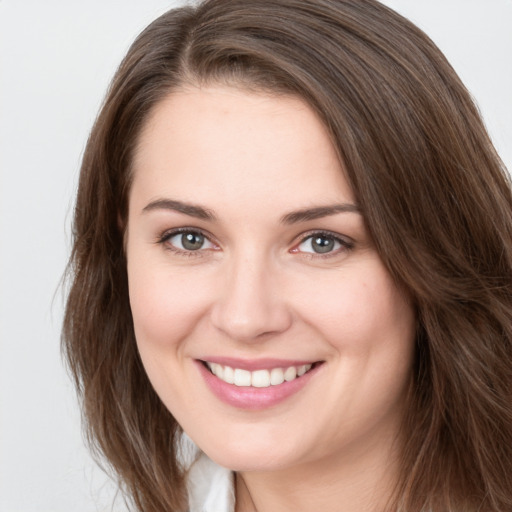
left=179, top=434, right=235, bottom=512
left=186, top=451, right=235, bottom=512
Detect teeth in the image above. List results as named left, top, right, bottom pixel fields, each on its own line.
left=234, top=369, right=251, bottom=387
left=206, top=362, right=312, bottom=388
left=284, top=366, right=297, bottom=381
left=211, top=363, right=223, bottom=379
left=270, top=367, right=285, bottom=385
left=251, top=369, right=270, bottom=388
left=223, top=365, right=234, bottom=384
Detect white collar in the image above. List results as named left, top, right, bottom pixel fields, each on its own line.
left=185, top=447, right=236, bottom=512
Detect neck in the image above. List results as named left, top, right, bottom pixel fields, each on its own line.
left=235, top=429, right=401, bottom=512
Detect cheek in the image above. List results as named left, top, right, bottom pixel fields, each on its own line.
left=126, top=254, right=215, bottom=413
left=127, top=254, right=212, bottom=353
left=293, top=261, right=415, bottom=353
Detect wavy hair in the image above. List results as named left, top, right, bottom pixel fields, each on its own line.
left=63, top=1, right=512, bottom=510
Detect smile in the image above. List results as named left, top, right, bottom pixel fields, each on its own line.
left=205, top=362, right=313, bottom=388
left=197, top=359, right=323, bottom=410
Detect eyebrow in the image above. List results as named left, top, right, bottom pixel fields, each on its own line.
left=142, top=199, right=216, bottom=221
left=142, top=198, right=360, bottom=223
left=280, top=203, right=361, bottom=224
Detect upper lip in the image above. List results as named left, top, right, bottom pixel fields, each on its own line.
left=198, top=357, right=321, bottom=371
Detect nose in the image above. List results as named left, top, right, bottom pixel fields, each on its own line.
left=210, top=252, right=292, bottom=342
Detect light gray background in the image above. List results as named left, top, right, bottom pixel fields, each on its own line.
left=1, top=1, right=511, bottom=511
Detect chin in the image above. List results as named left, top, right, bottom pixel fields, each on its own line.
left=195, top=429, right=307, bottom=473
left=206, top=449, right=290, bottom=473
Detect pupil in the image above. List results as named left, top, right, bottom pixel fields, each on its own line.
left=182, top=233, right=204, bottom=250
left=313, top=236, right=334, bottom=253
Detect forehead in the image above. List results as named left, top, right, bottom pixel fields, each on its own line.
left=130, top=86, right=354, bottom=214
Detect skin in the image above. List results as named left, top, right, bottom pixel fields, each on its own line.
left=126, top=86, right=416, bottom=512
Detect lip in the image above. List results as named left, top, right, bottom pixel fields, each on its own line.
left=195, top=358, right=323, bottom=410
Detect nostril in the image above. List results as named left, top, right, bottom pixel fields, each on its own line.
left=210, top=299, right=293, bottom=342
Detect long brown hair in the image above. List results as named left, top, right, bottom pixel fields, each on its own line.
left=63, top=1, right=512, bottom=510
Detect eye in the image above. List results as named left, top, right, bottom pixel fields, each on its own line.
left=159, top=229, right=216, bottom=253
left=294, top=232, right=352, bottom=256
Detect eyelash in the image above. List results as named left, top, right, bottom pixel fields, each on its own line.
left=156, top=228, right=354, bottom=259
left=157, top=228, right=217, bottom=257
left=292, top=230, right=354, bottom=259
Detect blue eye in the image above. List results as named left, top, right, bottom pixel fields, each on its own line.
left=297, top=233, right=350, bottom=255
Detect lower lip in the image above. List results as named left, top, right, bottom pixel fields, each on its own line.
left=196, top=361, right=321, bottom=410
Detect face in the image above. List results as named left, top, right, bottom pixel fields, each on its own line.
left=126, top=86, right=416, bottom=473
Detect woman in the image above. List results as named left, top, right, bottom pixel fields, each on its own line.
left=63, top=0, right=512, bottom=511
